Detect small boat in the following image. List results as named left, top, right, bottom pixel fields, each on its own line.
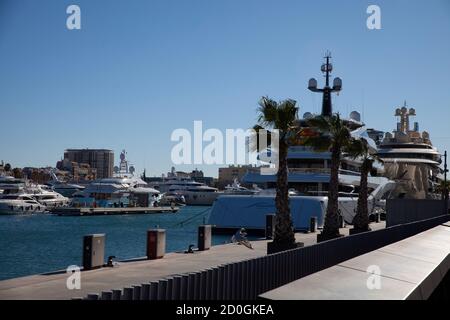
left=159, top=192, right=186, bottom=207
left=223, top=179, right=258, bottom=195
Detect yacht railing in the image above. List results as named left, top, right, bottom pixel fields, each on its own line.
left=247, top=167, right=360, bottom=176
left=288, top=168, right=330, bottom=174
left=307, top=191, right=358, bottom=197
left=338, top=169, right=361, bottom=176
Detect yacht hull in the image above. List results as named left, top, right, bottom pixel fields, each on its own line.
left=208, top=195, right=328, bottom=231
left=0, top=204, right=46, bottom=215
left=182, top=191, right=221, bottom=206
left=208, top=191, right=392, bottom=232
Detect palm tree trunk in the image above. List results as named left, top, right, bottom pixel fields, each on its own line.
left=353, top=161, right=370, bottom=230
left=274, top=140, right=295, bottom=244
left=323, top=147, right=341, bottom=237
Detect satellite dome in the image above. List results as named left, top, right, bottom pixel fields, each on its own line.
left=349, top=111, right=361, bottom=122
left=409, top=108, right=416, bottom=116
left=308, top=78, right=317, bottom=90
left=303, top=112, right=313, bottom=119
left=333, top=77, right=342, bottom=90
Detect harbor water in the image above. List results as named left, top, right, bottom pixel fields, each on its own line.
left=0, top=206, right=232, bottom=281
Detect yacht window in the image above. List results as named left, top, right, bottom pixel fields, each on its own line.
left=1, top=195, right=18, bottom=200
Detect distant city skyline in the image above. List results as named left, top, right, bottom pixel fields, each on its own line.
left=1, top=0, right=450, bottom=178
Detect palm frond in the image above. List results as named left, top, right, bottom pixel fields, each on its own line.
left=257, top=96, right=299, bottom=131
left=276, top=99, right=298, bottom=130
left=302, top=135, right=331, bottom=152
left=344, top=138, right=367, bottom=159
left=306, top=116, right=330, bottom=132
left=257, top=97, right=278, bottom=128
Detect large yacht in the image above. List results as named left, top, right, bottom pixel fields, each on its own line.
left=26, top=185, right=70, bottom=208
left=0, top=175, right=70, bottom=209
left=376, top=103, right=442, bottom=199
left=70, top=150, right=161, bottom=208
left=150, top=168, right=221, bottom=205
left=152, top=177, right=220, bottom=206
left=51, top=183, right=86, bottom=198
left=209, top=54, right=395, bottom=232
left=71, top=175, right=160, bottom=208
left=0, top=194, right=47, bottom=215
left=210, top=131, right=395, bottom=232
left=0, top=176, right=26, bottom=195
left=46, top=172, right=86, bottom=198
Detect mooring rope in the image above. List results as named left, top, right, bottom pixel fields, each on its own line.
left=170, top=207, right=212, bottom=228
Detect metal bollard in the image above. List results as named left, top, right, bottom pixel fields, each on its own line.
left=147, top=229, right=166, bottom=259
left=309, top=216, right=317, bottom=233
left=198, top=225, right=212, bottom=251
left=82, top=234, right=105, bottom=270
left=86, top=293, right=99, bottom=300
left=265, top=214, right=276, bottom=239
left=339, top=214, right=345, bottom=228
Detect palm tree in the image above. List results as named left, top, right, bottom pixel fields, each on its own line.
left=345, top=138, right=380, bottom=233
left=303, top=114, right=351, bottom=241
left=251, top=97, right=299, bottom=248
left=436, top=180, right=450, bottom=199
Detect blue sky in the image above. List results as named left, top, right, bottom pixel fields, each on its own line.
left=0, top=0, right=449, bottom=177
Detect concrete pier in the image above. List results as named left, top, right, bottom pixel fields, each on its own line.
left=260, top=223, right=450, bottom=300
left=0, top=222, right=386, bottom=300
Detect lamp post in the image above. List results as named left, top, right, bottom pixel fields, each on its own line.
left=444, top=151, right=449, bottom=214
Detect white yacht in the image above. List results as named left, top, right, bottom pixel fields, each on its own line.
left=0, top=194, right=47, bottom=215
left=0, top=176, right=26, bottom=195
left=376, top=104, right=442, bottom=199
left=210, top=137, right=395, bottom=232
left=26, top=185, right=70, bottom=208
left=71, top=175, right=160, bottom=208
left=224, top=179, right=259, bottom=195
left=70, top=151, right=161, bottom=208
left=209, top=54, right=395, bottom=232
left=153, top=177, right=221, bottom=206
left=159, top=192, right=186, bottom=207
left=46, top=171, right=85, bottom=198
left=51, top=183, right=86, bottom=198
left=0, top=176, right=69, bottom=208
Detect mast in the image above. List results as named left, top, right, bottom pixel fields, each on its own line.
left=308, top=51, right=342, bottom=117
